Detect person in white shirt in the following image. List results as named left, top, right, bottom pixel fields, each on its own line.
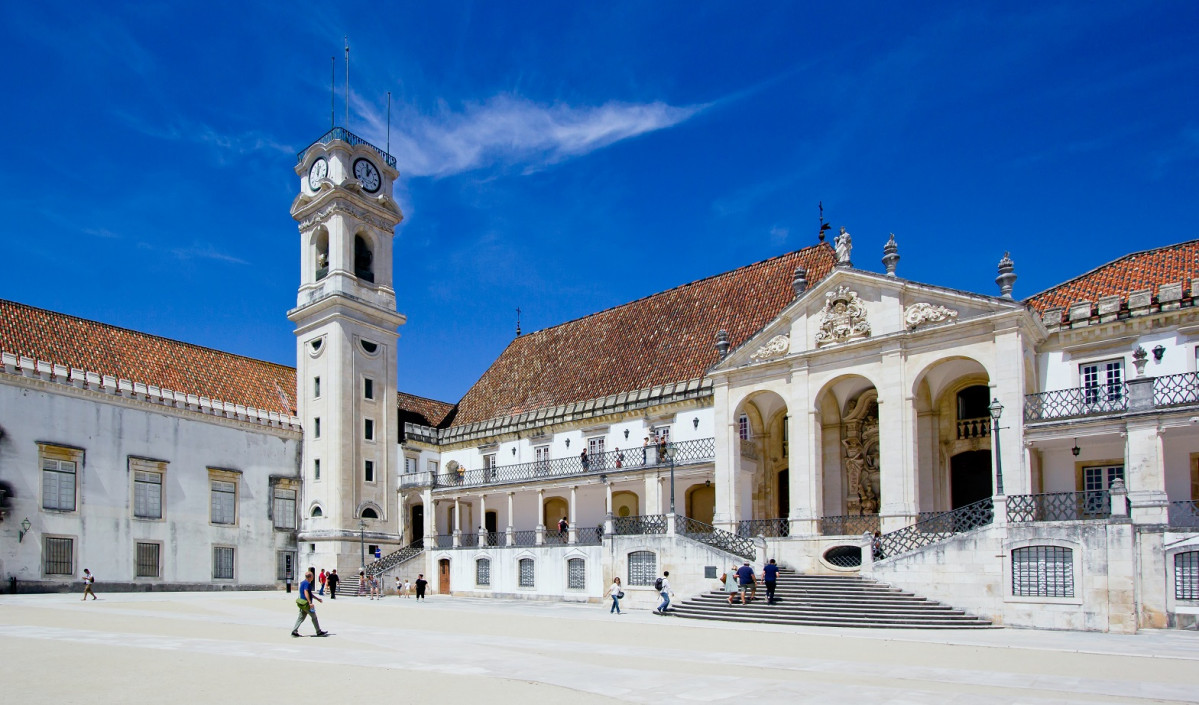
left=608, top=577, right=624, bottom=614
left=81, top=569, right=97, bottom=601
left=655, top=571, right=674, bottom=614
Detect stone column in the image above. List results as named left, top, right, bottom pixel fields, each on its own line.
left=452, top=497, right=461, bottom=548
left=478, top=494, right=487, bottom=547
left=604, top=481, right=614, bottom=536
left=858, top=532, right=874, bottom=576
left=568, top=486, right=578, bottom=544
left=429, top=498, right=438, bottom=546
left=506, top=492, right=515, bottom=546
left=712, top=381, right=739, bottom=532
left=878, top=347, right=919, bottom=532
left=788, top=367, right=819, bottom=536
left=644, top=474, right=661, bottom=515
left=1124, top=419, right=1169, bottom=524
left=993, top=327, right=1030, bottom=495
left=536, top=489, right=546, bottom=545
left=397, top=492, right=407, bottom=544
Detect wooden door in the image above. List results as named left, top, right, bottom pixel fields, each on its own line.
left=438, top=558, right=450, bottom=594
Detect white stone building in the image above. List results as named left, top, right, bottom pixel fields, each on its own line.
left=2, top=128, right=1196, bottom=631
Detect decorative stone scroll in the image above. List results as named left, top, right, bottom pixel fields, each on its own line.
left=903, top=302, right=959, bottom=330
left=815, top=286, right=871, bottom=347
left=749, top=334, right=790, bottom=362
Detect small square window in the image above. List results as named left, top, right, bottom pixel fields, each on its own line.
left=314, top=417, right=321, bottom=439
left=314, top=376, right=321, bottom=398
left=365, top=418, right=375, bottom=441
left=314, top=459, right=321, bottom=480
left=365, top=460, right=375, bottom=482
left=364, top=378, right=374, bottom=400
left=136, top=542, right=161, bottom=578
left=43, top=536, right=74, bottom=575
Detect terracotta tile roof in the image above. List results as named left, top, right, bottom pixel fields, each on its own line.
left=0, top=299, right=298, bottom=416
left=1025, top=239, right=1199, bottom=313
left=450, top=244, right=836, bottom=427
left=397, top=390, right=456, bottom=428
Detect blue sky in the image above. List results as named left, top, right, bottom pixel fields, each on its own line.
left=2, top=2, right=1197, bottom=404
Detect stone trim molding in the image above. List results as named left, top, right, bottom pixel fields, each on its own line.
left=1036, top=279, right=1198, bottom=331
left=1, top=350, right=302, bottom=432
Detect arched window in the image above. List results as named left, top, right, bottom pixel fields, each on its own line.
left=311, top=506, right=323, bottom=518
left=354, top=234, right=374, bottom=282
left=476, top=558, right=491, bottom=587
left=567, top=557, right=585, bottom=590
left=360, top=507, right=378, bottom=519
left=1012, top=546, right=1073, bottom=597
left=314, top=230, right=329, bottom=281
left=518, top=558, right=535, bottom=587
left=628, top=550, right=656, bottom=586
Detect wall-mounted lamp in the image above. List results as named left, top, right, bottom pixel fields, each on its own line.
left=18, top=517, right=31, bottom=543
left=565, top=438, right=570, bottom=448
left=693, top=417, right=700, bottom=429
left=1071, top=439, right=1080, bottom=457
left=1153, top=345, right=1166, bottom=362
left=599, top=474, right=608, bottom=484
left=624, top=429, right=629, bottom=439
left=511, top=447, right=517, bottom=456
left=705, top=479, right=711, bottom=488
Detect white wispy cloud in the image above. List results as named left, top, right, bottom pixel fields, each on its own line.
left=112, top=110, right=296, bottom=158
left=169, top=243, right=249, bottom=265
left=355, top=94, right=704, bottom=178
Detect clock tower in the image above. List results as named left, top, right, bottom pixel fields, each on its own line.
left=289, top=128, right=405, bottom=574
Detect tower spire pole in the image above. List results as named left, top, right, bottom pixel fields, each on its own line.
left=386, top=91, right=391, bottom=155
left=330, top=56, right=335, bottom=128
left=344, top=36, right=350, bottom=129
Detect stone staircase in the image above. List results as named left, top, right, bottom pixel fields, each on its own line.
left=364, top=539, right=424, bottom=577
left=670, top=569, right=995, bottom=629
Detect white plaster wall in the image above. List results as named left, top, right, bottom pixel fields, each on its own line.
left=438, top=545, right=603, bottom=601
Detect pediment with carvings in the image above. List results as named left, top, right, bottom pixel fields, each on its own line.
left=815, top=286, right=871, bottom=347
left=749, top=334, right=790, bottom=362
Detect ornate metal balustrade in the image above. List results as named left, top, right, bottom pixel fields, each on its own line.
left=297, top=126, right=398, bottom=168
left=956, top=417, right=991, bottom=440
left=614, top=514, right=667, bottom=535
left=575, top=527, right=603, bottom=545
left=819, top=514, right=880, bottom=536
left=677, top=515, right=756, bottom=560
left=512, top=530, right=538, bottom=547
left=458, top=532, right=479, bottom=547
left=1007, top=491, right=1112, bottom=523
left=431, top=438, right=715, bottom=490
left=875, top=497, right=994, bottom=559
left=400, top=471, right=434, bottom=489
left=433, top=534, right=454, bottom=549
left=736, top=518, right=790, bottom=538
left=1169, top=500, right=1199, bottom=529
left=1154, top=372, right=1199, bottom=408
left=1024, top=384, right=1128, bottom=422
left=364, top=538, right=424, bottom=576
left=481, top=531, right=501, bottom=547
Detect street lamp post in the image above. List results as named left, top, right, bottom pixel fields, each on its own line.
left=666, top=444, right=677, bottom=514
left=359, top=518, right=367, bottom=573
left=988, top=398, right=1004, bottom=496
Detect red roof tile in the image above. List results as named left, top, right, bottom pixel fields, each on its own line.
left=450, top=244, right=836, bottom=426
left=0, top=299, right=299, bottom=415
left=1025, top=239, right=1199, bottom=313
left=397, top=390, right=456, bottom=428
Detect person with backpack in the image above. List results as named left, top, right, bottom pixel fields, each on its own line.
left=608, top=577, right=624, bottom=614
left=290, top=569, right=329, bottom=638
left=653, top=571, right=674, bottom=614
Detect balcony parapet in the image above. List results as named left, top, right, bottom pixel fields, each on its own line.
left=1026, top=372, right=1199, bottom=422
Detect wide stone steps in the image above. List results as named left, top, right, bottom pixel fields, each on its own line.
left=671, top=571, right=995, bottom=629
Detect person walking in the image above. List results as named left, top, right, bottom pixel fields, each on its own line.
left=368, top=574, right=380, bottom=600
left=318, top=568, right=327, bottom=596
left=81, top=569, right=97, bottom=601
left=357, top=571, right=367, bottom=596
left=395, top=575, right=402, bottom=598
left=736, top=561, right=757, bottom=605
left=557, top=516, right=569, bottom=542
left=414, top=573, right=428, bottom=600
left=763, top=558, right=779, bottom=604
left=608, top=577, right=624, bottom=614
left=291, top=569, right=329, bottom=638
left=403, top=578, right=412, bottom=597
left=327, top=569, right=340, bottom=599
left=654, top=571, right=674, bottom=614
left=724, top=565, right=741, bottom=604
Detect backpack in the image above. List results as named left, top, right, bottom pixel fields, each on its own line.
left=654, top=577, right=664, bottom=591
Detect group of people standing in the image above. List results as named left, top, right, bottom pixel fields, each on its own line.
left=723, top=559, right=779, bottom=605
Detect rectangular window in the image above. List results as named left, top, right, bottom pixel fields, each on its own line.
left=273, top=487, right=297, bottom=530
left=277, top=551, right=296, bottom=582
left=1012, top=545, right=1073, bottom=597
left=476, top=558, right=491, bottom=586
left=534, top=446, right=550, bottom=474
left=136, top=542, right=161, bottom=577
left=427, top=460, right=438, bottom=474
left=1176, top=552, right=1199, bottom=601
left=588, top=436, right=605, bottom=457
left=628, top=550, right=656, bottom=586
left=42, top=458, right=77, bottom=511
left=483, top=453, right=496, bottom=481
left=314, top=459, right=321, bottom=480
left=314, top=376, right=321, bottom=398
left=1081, top=359, right=1124, bottom=406
left=314, top=417, right=321, bottom=439
left=365, top=418, right=375, bottom=441
left=133, top=470, right=163, bottom=519
left=405, top=456, right=417, bottom=473
left=1082, top=464, right=1124, bottom=514
left=365, top=460, right=375, bottom=482
left=567, top=557, right=586, bottom=590
left=364, top=378, right=374, bottom=400
left=654, top=427, right=671, bottom=444
left=738, top=414, right=749, bottom=441
left=519, top=558, right=535, bottom=587
left=210, top=480, right=236, bottom=525
left=213, top=546, right=235, bottom=580
left=43, top=536, right=73, bottom=575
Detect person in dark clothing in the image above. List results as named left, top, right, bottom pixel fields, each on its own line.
left=415, top=573, right=428, bottom=599
left=763, top=558, right=779, bottom=604
left=326, top=569, right=340, bottom=599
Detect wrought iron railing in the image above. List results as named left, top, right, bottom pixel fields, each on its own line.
left=823, top=545, right=863, bottom=568
left=400, top=471, right=434, bottom=489
left=433, top=534, right=454, bottom=549
left=364, top=538, right=424, bottom=576
left=677, top=515, right=756, bottom=560
left=736, top=518, right=789, bottom=538
left=1154, top=372, right=1199, bottom=408
left=297, top=126, right=398, bottom=168
left=1024, top=384, right=1128, bottom=421
left=432, top=438, right=715, bottom=490
left=875, top=497, right=994, bottom=559
left=1007, top=491, right=1112, bottom=523
left=1169, top=500, right=1199, bottom=529
left=614, top=514, right=667, bottom=535
left=575, top=527, right=603, bottom=545
left=458, top=532, right=478, bottom=548
left=481, top=531, right=501, bottom=547
left=956, top=417, right=991, bottom=440
left=819, top=514, right=880, bottom=536
left=512, top=529, right=538, bottom=547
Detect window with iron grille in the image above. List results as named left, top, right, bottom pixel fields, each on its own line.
left=210, top=480, right=236, bottom=524
left=43, top=536, right=73, bottom=575
left=134, top=471, right=163, bottom=519
left=518, top=558, right=534, bottom=587
left=213, top=546, right=235, bottom=580
left=1012, top=546, right=1073, bottom=597
left=476, top=558, right=491, bottom=586
left=1081, top=360, right=1123, bottom=405
left=1176, top=552, right=1199, bottom=601
left=277, top=551, right=296, bottom=581
left=136, top=542, right=160, bottom=577
left=567, top=557, right=585, bottom=590
left=628, top=550, right=657, bottom=586
left=273, top=487, right=297, bottom=529
left=42, top=458, right=77, bottom=511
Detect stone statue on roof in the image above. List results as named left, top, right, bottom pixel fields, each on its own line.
left=835, top=227, right=852, bottom=266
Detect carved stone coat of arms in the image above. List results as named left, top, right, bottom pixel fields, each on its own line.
left=815, top=286, right=871, bottom=347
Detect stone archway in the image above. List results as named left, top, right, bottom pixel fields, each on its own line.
left=732, top=390, right=790, bottom=522
left=686, top=483, right=715, bottom=523
left=612, top=491, right=639, bottom=517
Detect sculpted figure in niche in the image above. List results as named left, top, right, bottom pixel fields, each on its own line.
left=842, top=438, right=866, bottom=508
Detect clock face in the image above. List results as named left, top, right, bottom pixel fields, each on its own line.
left=308, top=158, right=328, bottom=191
left=354, top=158, right=381, bottom=193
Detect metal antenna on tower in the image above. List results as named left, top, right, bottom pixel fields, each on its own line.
left=386, top=91, right=391, bottom=155
left=344, top=36, right=350, bottom=129
left=516, top=307, right=522, bottom=337
left=330, top=56, right=335, bottom=128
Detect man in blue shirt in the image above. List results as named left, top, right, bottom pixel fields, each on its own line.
left=291, top=569, right=329, bottom=637
left=763, top=558, right=779, bottom=604
left=736, top=561, right=757, bottom=605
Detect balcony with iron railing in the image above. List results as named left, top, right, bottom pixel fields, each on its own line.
left=1025, top=372, right=1199, bottom=423
left=297, top=127, right=398, bottom=169
left=1006, top=491, right=1112, bottom=523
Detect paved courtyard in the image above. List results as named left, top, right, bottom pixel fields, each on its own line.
left=1, top=591, right=1197, bottom=704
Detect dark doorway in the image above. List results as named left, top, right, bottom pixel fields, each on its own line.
left=485, top=511, right=498, bottom=546
left=957, top=386, right=991, bottom=420
left=777, top=469, right=790, bottom=519
left=950, top=450, right=993, bottom=509
left=411, top=505, right=424, bottom=544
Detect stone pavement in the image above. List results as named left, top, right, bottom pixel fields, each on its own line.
left=1, top=591, right=1196, bottom=704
